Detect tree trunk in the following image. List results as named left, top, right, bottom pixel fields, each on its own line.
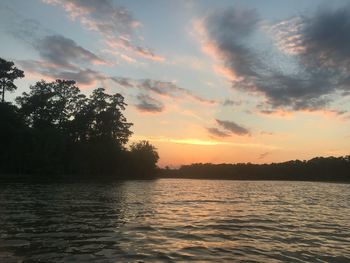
left=1, top=85, right=4, bottom=103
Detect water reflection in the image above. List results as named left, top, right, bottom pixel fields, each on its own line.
left=0, top=180, right=349, bottom=262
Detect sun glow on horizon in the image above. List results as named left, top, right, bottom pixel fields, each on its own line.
left=130, top=135, right=280, bottom=149
left=1, top=0, right=350, bottom=167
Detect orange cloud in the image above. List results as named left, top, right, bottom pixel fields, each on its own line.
left=213, top=65, right=239, bottom=82
left=106, top=38, right=165, bottom=62
left=193, top=18, right=241, bottom=82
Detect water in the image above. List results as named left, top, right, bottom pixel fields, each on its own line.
left=0, top=179, right=349, bottom=262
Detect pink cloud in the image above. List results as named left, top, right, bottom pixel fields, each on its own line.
left=106, top=38, right=165, bottom=62
left=265, top=16, right=305, bottom=55
left=18, top=60, right=105, bottom=89
left=193, top=18, right=240, bottom=82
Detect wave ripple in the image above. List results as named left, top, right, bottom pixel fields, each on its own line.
left=0, top=180, right=349, bottom=262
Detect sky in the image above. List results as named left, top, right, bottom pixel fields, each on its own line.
left=1, top=0, right=350, bottom=167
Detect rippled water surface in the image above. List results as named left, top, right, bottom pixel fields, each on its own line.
left=0, top=179, right=349, bottom=262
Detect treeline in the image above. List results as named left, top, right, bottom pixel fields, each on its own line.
left=160, top=156, right=350, bottom=182
left=0, top=58, right=158, bottom=179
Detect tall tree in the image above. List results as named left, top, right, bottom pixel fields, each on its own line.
left=0, top=58, right=24, bottom=103
left=16, top=80, right=85, bottom=130
left=88, top=88, right=133, bottom=145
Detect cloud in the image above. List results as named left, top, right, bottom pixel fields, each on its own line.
left=4, top=7, right=105, bottom=68
left=139, top=79, right=213, bottom=103
left=267, top=16, right=305, bottom=55
left=262, top=3, right=350, bottom=109
left=2, top=7, right=108, bottom=88
left=207, top=127, right=230, bottom=138
left=35, top=35, right=106, bottom=68
left=198, top=5, right=350, bottom=112
left=53, top=68, right=105, bottom=86
left=260, top=131, right=274, bottom=136
left=257, top=109, right=294, bottom=119
left=135, top=94, right=164, bottom=113
left=106, top=37, right=165, bottom=62
left=216, top=119, right=250, bottom=135
left=301, top=6, right=350, bottom=68
left=258, top=152, right=270, bottom=160
left=207, top=119, right=250, bottom=138
left=18, top=60, right=105, bottom=87
left=42, top=0, right=164, bottom=62
left=222, top=99, right=242, bottom=106
left=139, top=79, right=183, bottom=96
left=111, top=77, right=134, bottom=88
left=198, top=7, right=261, bottom=78
left=112, top=77, right=216, bottom=105
left=42, top=0, right=138, bottom=36
left=111, top=77, right=217, bottom=113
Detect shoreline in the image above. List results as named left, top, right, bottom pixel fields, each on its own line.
left=0, top=173, right=349, bottom=184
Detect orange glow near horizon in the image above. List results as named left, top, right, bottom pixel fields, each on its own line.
left=3, top=0, right=350, bottom=169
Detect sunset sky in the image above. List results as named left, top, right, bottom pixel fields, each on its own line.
left=1, top=0, right=350, bottom=167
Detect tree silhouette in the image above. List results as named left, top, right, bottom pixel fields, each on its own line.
left=160, top=156, right=350, bottom=182
left=88, top=88, right=133, bottom=144
left=0, top=58, right=162, bottom=178
left=0, top=58, right=24, bottom=103
left=1, top=58, right=349, bottom=181
left=0, top=103, right=26, bottom=173
left=130, top=140, right=159, bottom=176
left=16, top=80, right=85, bottom=130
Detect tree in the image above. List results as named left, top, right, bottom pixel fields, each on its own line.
left=87, top=88, right=133, bottom=145
left=15, top=81, right=134, bottom=175
left=0, top=103, right=26, bottom=173
left=69, top=88, right=133, bottom=175
left=129, top=141, right=159, bottom=176
left=15, top=81, right=89, bottom=143
left=1, top=59, right=161, bottom=178
left=16, top=80, right=86, bottom=130
left=0, top=58, right=24, bottom=103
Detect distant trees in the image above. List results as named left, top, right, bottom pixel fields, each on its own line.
left=160, top=156, right=350, bottom=182
left=0, top=58, right=24, bottom=102
left=0, top=58, right=158, bottom=178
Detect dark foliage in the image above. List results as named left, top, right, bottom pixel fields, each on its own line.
left=160, top=157, right=350, bottom=182
left=129, top=141, right=159, bottom=177
left=0, top=58, right=158, bottom=179
left=0, top=58, right=24, bottom=102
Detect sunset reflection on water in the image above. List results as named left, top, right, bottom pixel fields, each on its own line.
left=0, top=180, right=349, bottom=262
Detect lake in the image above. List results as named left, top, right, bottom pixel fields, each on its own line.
left=0, top=179, right=349, bottom=262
